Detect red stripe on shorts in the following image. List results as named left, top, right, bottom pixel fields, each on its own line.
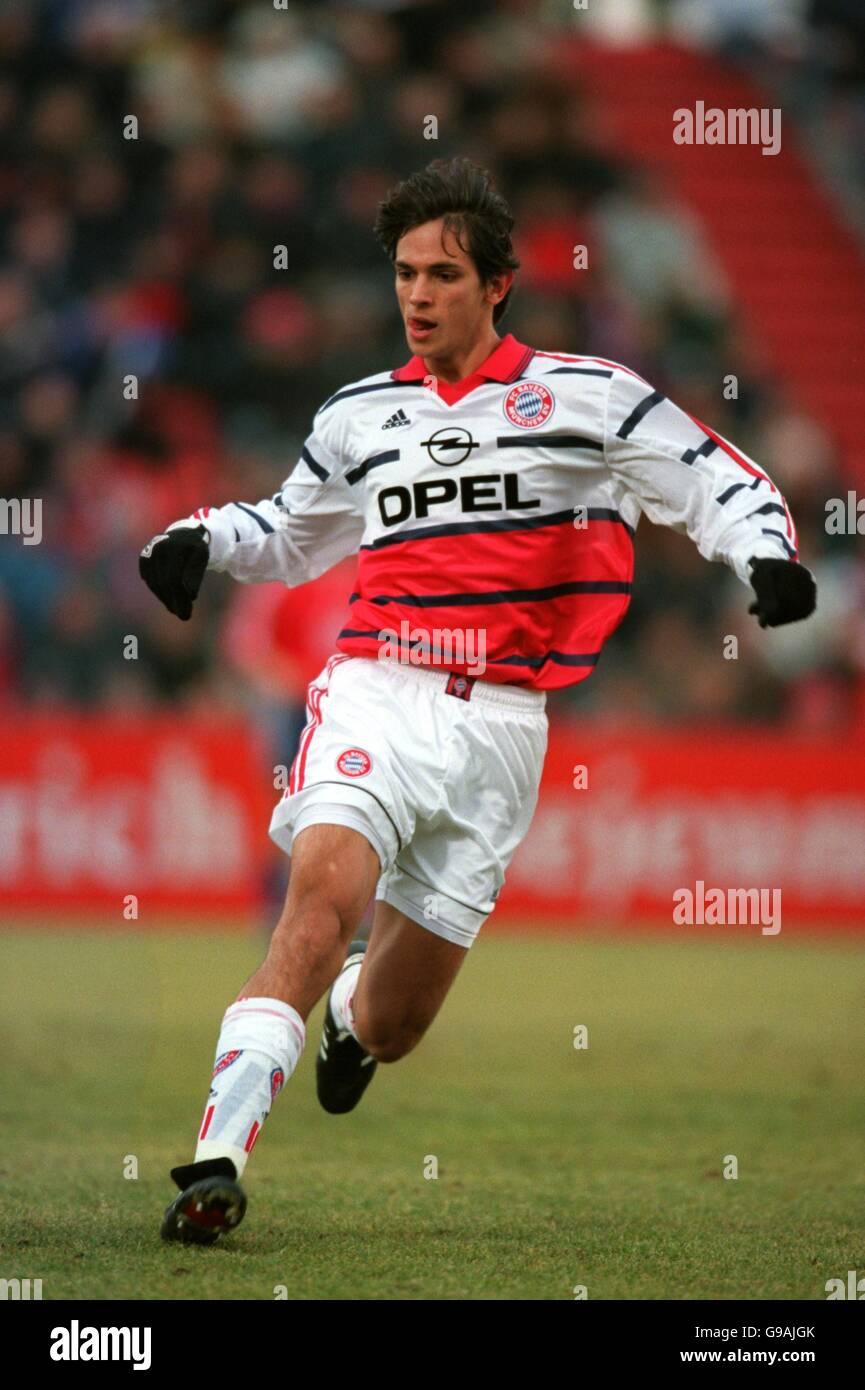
left=290, top=655, right=351, bottom=794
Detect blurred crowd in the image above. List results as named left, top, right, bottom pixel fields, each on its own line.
left=1, top=0, right=864, bottom=737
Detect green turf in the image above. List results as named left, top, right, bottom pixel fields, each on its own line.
left=0, top=927, right=863, bottom=1300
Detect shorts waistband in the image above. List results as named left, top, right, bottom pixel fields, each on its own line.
left=376, top=654, right=546, bottom=711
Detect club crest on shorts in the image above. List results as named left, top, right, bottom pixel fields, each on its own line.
left=503, top=381, right=555, bottom=428
left=336, top=747, right=372, bottom=777
left=270, top=1067, right=285, bottom=1101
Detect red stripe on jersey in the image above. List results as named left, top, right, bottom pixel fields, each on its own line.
left=687, top=413, right=774, bottom=489
left=339, top=521, right=634, bottom=691
left=358, top=517, right=633, bottom=593
left=347, top=591, right=628, bottom=665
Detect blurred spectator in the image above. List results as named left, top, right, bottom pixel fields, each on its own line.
left=0, top=0, right=860, bottom=736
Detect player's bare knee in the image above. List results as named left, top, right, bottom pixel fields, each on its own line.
left=361, top=1035, right=411, bottom=1064
left=282, top=863, right=366, bottom=940
left=356, top=1018, right=425, bottom=1063
left=289, top=825, right=379, bottom=921
left=280, top=860, right=362, bottom=929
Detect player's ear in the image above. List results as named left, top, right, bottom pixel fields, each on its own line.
left=484, top=269, right=514, bottom=308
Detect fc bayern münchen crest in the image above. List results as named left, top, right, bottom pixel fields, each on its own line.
left=503, top=381, right=555, bottom=428
left=336, top=747, right=372, bottom=777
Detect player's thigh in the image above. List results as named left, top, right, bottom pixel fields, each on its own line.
left=352, top=899, right=468, bottom=1045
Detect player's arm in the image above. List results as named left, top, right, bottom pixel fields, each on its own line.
left=139, top=412, right=364, bottom=620
left=603, top=370, right=816, bottom=628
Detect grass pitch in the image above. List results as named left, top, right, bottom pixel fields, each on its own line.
left=1, top=926, right=863, bottom=1300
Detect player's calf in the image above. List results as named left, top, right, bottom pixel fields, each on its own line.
left=351, top=902, right=468, bottom=1064
left=159, top=824, right=381, bottom=1242
left=316, top=927, right=433, bottom=1116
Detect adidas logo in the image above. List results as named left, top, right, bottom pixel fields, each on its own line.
left=382, top=408, right=411, bottom=430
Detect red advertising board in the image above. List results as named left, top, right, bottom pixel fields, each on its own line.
left=0, top=716, right=273, bottom=915
left=1, top=717, right=863, bottom=930
left=499, top=724, right=865, bottom=932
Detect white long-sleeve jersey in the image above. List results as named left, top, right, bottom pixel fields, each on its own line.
left=170, top=333, right=799, bottom=690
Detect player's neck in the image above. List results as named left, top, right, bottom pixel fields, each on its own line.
left=422, top=326, right=501, bottom=384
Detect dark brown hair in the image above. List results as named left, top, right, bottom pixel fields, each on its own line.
left=373, top=157, right=519, bottom=325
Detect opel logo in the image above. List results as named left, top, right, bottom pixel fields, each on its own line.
left=420, top=426, right=480, bottom=467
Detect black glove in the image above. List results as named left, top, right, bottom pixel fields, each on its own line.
left=748, top=556, right=816, bottom=629
left=139, top=524, right=209, bottom=620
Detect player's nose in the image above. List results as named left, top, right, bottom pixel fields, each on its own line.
left=408, top=276, right=433, bottom=305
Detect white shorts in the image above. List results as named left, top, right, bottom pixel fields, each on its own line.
left=268, top=654, right=548, bottom=948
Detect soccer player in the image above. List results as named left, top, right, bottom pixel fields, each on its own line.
left=139, top=157, right=816, bottom=1243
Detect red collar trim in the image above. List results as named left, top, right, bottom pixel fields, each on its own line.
left=391, top=333, right=534, bottom=385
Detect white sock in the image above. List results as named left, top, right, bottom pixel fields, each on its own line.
left=330, top=959, right=362, bottom=1039
left=194, top=997, right=304, bottom=1179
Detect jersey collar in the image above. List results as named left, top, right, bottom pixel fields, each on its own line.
left=391, top=332, right=534, bottom=385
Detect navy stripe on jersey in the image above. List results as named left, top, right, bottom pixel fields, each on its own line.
left=717, top=476, right=764, bottom=505
left=233, top=502, right=274, bottom=534
left=761, top=528, right=797, bottom=558
left=615, top=389, right=665, bottom=440
left=748, top=502, right=788, bottom=520
left=682, top=437, right=718, bottom=466
left=493, top=650, right=601, bottom=669
left=301, top=445, right=329, bottom=482
left=351, top=580, right=633, bottom=608
left=336, top=631, right=601, bottom=670
left=346, top=449, right=400, bottom=486
left=543, top=367, right=615, bottom=379
left=360, top=507, right=636, bottom=551
left=496, top=434, right=603, bottom=451
left=316, top=379, right=415, bottom=415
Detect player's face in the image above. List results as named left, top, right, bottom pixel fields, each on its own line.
left=394, top=219, right=506, bottom=358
